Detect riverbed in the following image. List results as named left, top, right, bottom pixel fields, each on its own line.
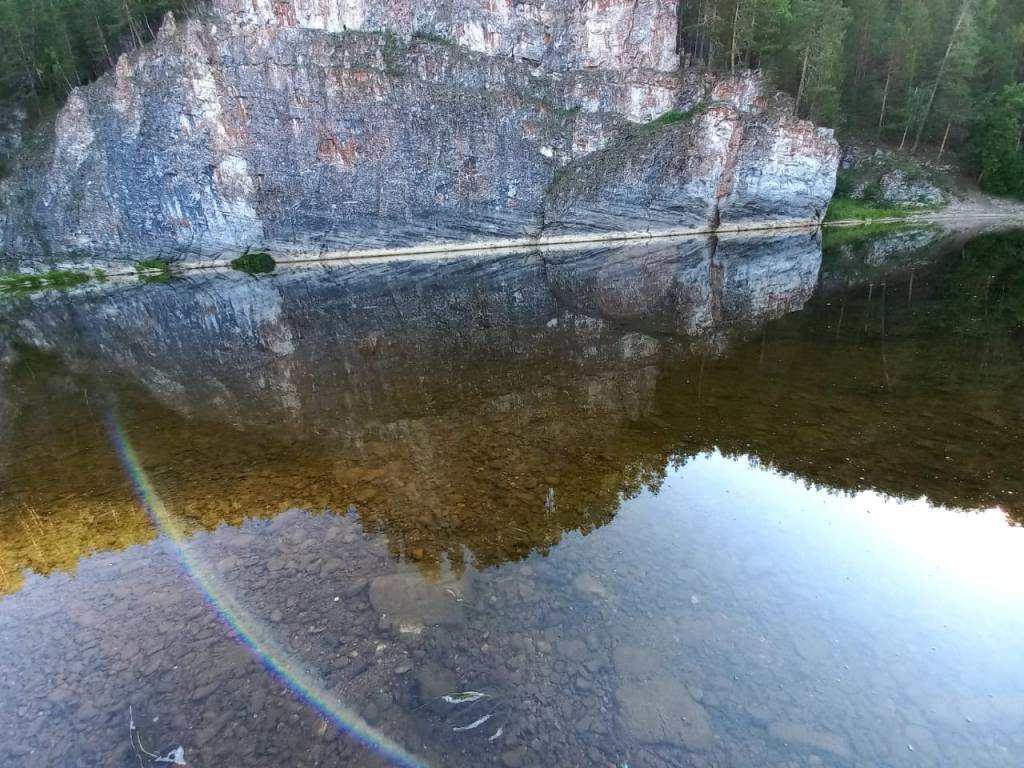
left=1, top=227, right=1022, bottom=767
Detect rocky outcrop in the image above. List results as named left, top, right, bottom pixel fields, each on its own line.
left=0, top=2, right=839, bottom=266
left=212, top=0, right=682, bottom=73
left=877, top=169, right=947, bottom=206
left=839, top=143, right=950, bottom=207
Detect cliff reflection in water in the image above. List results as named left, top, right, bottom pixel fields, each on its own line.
left=0, top=232, right=819, bottom=592
left=3, top=228, right=1024, bottom=595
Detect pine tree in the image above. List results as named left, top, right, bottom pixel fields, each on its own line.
left=788, top=0, right=853, bottom=124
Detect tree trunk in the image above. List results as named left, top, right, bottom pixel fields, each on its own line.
left=877, top=61, right=892, bottom=134
left=95, top=16, right=115, bottom=68
left=11, top=28, right=39, bottom=108
left=60, top=24, right=81, bottom=86
left=701, top=0, right=716, bottom=65
left=123, top=1, right=144, bottom=47
left=913, top=0, right=973, bottom=151
left=936, top=120, right=951, bottom=160
left=730, top=0, right=741, bottom=75
left=855, top=16, right=872, bottom=86
left=795, top=46, right=810, bottom=117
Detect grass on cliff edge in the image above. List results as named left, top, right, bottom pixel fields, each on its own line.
left=411, top=30, right=454, bottom=46
left=825, top=197, right=926, bottom=222
left=0, top=270, right=94, bottom=296
left=135, top=258, right=173, bottom=283
left=230, top=251, right=276, bottom=274
left=821, top=220, right=918, bottom=250
left=638, top=103, right=709, bottom=135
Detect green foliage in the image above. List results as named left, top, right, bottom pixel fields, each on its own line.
left=0, top=0, right=191, bottom=106
left=8, top=341, right=64, bottom=380
left=230, top=251, right=276, bottom=274
left=969, top=83, right=1024, bottom=197
left=638, top=103, right=708, bottom=134
left=825, top=197, right=919, bottom=220
left=380, top=31, right=404, bottom=76
left=786, top=0, right=853, bottom=124
left=411, top=31, right=454, bottom=46
left=821, top=220, right=920, bottom=249
left=680, top=0, right=1024, bottom=181
left=0, top=269, right=92, bottom=295
left=135, top=258, right=172, bottom=283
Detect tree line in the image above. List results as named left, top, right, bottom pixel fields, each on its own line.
left=0, top=0, right=1021, bottom=196
left=680, top=0, right=1024, bottom=195
left=0, top=0, right=193, bottom=110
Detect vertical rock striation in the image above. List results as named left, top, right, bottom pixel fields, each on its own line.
left=9, top=232, right=821, bottom=427
left=0, top=1, right=839, bottom=266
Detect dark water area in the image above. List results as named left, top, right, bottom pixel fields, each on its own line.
left=1, top=228, right=1023, bottom=768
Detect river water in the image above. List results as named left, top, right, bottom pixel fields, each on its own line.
left=1, top=227, right=1023, bottom=768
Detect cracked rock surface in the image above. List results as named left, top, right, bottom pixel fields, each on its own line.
left=0, top=2, right=839, bottom=266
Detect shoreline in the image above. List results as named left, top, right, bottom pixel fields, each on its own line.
left=823, top=190, right=1024, bottom=231
left=5, top=208, right=1024, bottom=281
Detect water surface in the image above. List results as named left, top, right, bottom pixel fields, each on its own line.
left=1, top=229, right=1023, bottom=767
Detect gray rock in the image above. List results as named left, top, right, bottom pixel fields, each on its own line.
left=558, top=639, right=588, bottom=662
left=369, top=573, right=465, bottom=629
left=571, top=573, right=609, bottom=599
left=839, top=143, right=868, bottom=170
left=342, top=578, right=369, bottom=598
left=615, top=678, right=713, bottom=751
left=213, top=0, right=681, bottom=75
left=612, top=644, right=662, bottom=680
left=414, top=661, right=459, bottom=700
left=768, top=721, right=852, bottom=759
left=0, top=105, right=25, bottom=156
left=878, top=170, right=947, bottom=206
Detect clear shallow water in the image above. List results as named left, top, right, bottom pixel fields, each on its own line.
left=1, top=229, right=1023, bottom=767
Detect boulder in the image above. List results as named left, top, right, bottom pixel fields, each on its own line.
left=878, top=170, right=947, bottom=206
left=615, top=678, right=714, bottom=751
left=369, top=572, right=465, bottom=630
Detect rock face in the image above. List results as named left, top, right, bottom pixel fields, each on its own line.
left=0, top=2, right=839, bottom=266
left=213, top=0, right=681, bottom=73
left=878, top=169, right=947, bottom=206
left=616, top=679, right=714, bottom=751
left=839, top=144, right=949, bottom=207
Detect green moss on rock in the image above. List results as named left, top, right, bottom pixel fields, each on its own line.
left=230, top=251, right=276, bottom=274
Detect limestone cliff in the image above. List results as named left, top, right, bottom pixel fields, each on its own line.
left=0, top=1, right=840, bottom=266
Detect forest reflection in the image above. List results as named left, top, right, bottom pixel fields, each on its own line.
left=2, top=228, right=1022, bottom=596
